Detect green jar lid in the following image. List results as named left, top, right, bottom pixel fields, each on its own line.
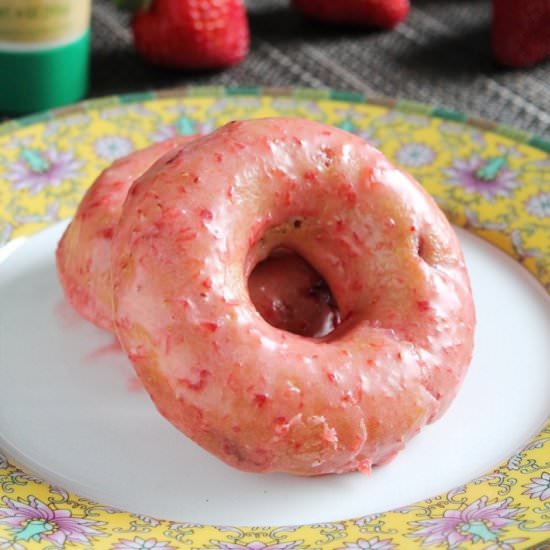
left=0, top=29, right=90, bottom=115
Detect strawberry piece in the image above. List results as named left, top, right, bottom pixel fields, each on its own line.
left=291, top=0, right=410, bottom=29
left=131, top=0, right=249, bottom=69
left=492, top=0, right=550, bottom=68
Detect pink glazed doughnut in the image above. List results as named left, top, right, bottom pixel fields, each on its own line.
left=56, top=136, right=194, bottom=331
left=112, top=118, right=476, bottom=476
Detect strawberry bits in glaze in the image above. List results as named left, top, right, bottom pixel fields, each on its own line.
left=101, top=118, right=476, bottom=475
left=57, top=118, right=475, bottom=475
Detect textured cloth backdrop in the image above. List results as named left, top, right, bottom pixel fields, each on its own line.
left=92, top=0, right=550, bottom=138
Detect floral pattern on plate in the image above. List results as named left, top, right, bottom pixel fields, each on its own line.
left=0, top=88, right=549, bottom=549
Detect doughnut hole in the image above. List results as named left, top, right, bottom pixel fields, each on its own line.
left=248, top=248, right=341, bottom=338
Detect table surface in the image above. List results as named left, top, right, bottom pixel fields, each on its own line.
left=90, top=0, right=550, bottom=140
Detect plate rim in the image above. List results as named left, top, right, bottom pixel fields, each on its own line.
left=0, top=86, right=549, bottom=549
left=1, top=85, right=549, bottom=154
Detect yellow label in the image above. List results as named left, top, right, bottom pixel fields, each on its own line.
left=0, top=0, right=91, bottom=43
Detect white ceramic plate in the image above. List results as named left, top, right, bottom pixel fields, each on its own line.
left=1, top=221, right=548, bottom=527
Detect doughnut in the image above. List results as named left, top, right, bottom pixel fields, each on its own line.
left=112, top=117, right=476, bottom=475
left=56, top=136, right=194, bottom=331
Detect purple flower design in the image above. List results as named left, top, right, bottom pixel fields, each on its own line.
left=0, top=496, right=103, bottom=547
left=208, top=542, right=303, bottom=550
left=409, top=497, right=525, bottom=548
left=94, top=136, right=134, bottom=160
left=523, top=472, right=550, bottom=501
left=112, top=536, right=176, bottom=549
left=5, top=147, right=82, bottom=195
left=338, top=536, right=395, bottom=550
left=525, top=192, right=550, bottom=219
left=443, top=155, right=519, bottom=200
left=395, top=143, right=436, bottom=167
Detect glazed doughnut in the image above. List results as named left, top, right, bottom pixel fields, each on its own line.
left=112, top=117, right=475, bottom=475
left=56, top=136, right=194, bottom=331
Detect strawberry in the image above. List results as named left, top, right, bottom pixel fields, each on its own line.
left=122, top=0, right=249, bottom=69
left=492, top=0, right=550, bottom=68
left=291, top=0, right=410, bottom=29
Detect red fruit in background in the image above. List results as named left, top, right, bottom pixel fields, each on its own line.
left=292, top=0, right=410, bottom=29
left=131, top=0, right=249, bottom=69
left=492, top=0, right=550, bottom=68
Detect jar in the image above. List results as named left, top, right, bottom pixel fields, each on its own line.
left=0, top=0, right=91, bottom=114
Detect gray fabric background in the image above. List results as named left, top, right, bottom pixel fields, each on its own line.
left=91, top=0, right=550, bottom=139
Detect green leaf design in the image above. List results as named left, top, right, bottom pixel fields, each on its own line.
left=176, top=117, right=196, bottom=135
left=337, top=119, right=356, bottom=133
left=476, top=156, right=507, bottom=181
left=21, top=149, right=49, bottom=173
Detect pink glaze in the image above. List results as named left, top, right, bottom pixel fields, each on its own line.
left=112, top=118, right=476, bottom=476
left=56, top=136, right=195, bottom=331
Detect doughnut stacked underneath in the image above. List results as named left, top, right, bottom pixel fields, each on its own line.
left=57, top=117, right=475, bottom=476
left=57, top=136, right=195, bottom=332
